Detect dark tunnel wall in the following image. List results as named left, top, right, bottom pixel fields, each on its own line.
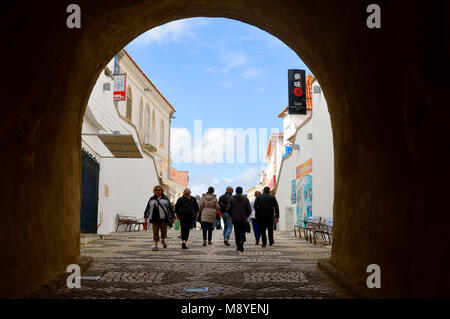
left=0, top=0, right=444, bottom=298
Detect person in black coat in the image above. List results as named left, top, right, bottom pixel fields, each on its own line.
left=254, top=186, right=280, bottom=248
left=175, top=188, right=199, bottom=249
left=227, top=186, right=251, bottom=252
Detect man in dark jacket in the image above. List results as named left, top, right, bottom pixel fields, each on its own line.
left=219, top=186, right=234, bottom=246
left=254, top=186, right=280, bottom=248
left=227, top=186, right=251, bottom=252
left=175, top=188, right=199, bottom=249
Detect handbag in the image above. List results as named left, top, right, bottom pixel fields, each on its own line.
left=156, top=197, right=173, bottom=227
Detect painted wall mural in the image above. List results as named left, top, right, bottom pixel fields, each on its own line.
left=296, top=159, right=313, bottom=226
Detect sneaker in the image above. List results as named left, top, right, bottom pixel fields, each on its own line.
left=255, top=240, right=260, bottom=245
left=269, top=241, right=274, bottom=246
left=203, top=240, right=207, bottom=246
left=261, top=243, right=267, bottom=248
left=208, top=241, right=213, bottom=245
left=162, top=240, right=167, bottom=248
left=182, top=243, right=188, bottom=249
left=152, top=246, right=158, bottom=251
left=224, top=239, right=230, bottom=246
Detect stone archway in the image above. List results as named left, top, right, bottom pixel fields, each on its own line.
left=0, top=0, right=443, bottom=298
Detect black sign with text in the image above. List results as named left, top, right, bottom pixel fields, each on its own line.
left=288, top=69, right=306, bottom=114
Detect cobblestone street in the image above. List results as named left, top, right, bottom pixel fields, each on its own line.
left=31, top=228, right=346, bottom=299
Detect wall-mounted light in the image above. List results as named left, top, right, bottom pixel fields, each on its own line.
left=103, top=83, right=111, bottom=91
left=308, top=133, right=313, bottom=140
left=144, top=88, right=151, bottom=92
left=293, top=144, right=300, bottom=151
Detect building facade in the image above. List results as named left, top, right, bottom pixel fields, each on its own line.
left=81, top=58, right=161, bottom=235
left=274, top=78, right=334, bottom=231
left=114, top=50, right=176, bottom=192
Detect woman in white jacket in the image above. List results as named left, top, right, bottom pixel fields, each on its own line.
left=198, top=186, right=220, bottom=246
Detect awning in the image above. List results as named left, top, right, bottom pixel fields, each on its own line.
left=98, top=134, right=142, bottom=158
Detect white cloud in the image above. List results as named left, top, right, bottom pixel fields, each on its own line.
left=170, top=127, right=192, bottom=164
left=131, top=19, right=200, bottom=46
left=221, top=52, right=247, bottom=72
left=171, top=125, right=266, bottom=165
left=204, top=66, right=217, bottom=73
left=189, top=167, right=260, bottom=197
left=239, top=167, right=259, bottom=185
left=241, top=68, right=262, bottom=79
left=217, top=81, right=233, bottom=88
left=190, top=184, right=209, bottom=197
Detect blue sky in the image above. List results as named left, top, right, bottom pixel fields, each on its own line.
left=125, top=18, right=312, bottom=197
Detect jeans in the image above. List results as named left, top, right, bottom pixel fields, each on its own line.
left=222, top=213, right=233, bottom=240
left=251, top=218, right=260, bottom=242
left=201, top=222, right=213, bottom=241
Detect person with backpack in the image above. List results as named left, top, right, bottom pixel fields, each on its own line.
left=227, top=186, right=251, bottom=252
left=175, top=188, right=199, bottom=249
left=144, top=185, right=175, bottom=251
left=198, top=187, right=220, bottom=246
left=254, top=186, right=279, bottom=248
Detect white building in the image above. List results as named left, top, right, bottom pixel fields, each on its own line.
left=114, top=49, right=176, bottom=193
left=81, top=58, right=160, bottom=235
left=264, top=132, right=284, bottom=191
left=274, top=78, right=334, bottom=231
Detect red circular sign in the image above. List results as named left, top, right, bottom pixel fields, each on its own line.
left=294, top=88, right=303, bottom=97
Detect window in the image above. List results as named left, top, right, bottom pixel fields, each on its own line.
left=139, top=97, right=143, bottom=132
left=152, top=109, right=156, bottom=132
left=126, top=86, right=132, bottom=121
left=145, top=104, right=150, bottom=144
left=160, top=120, right=164, bottom=147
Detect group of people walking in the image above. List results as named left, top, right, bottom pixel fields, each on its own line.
left=143, top=185, right=279, bottom=252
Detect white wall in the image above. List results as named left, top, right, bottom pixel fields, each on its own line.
left=311, top=83, right=334, bottom=223
left=97, top=156, right=159, bottom=234
left=276, top=118, right=314, bottom=230
left=275, top=81, right=334, bottom=231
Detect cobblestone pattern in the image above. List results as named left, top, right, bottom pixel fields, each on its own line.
left=27, top=228, right=346, bottom=299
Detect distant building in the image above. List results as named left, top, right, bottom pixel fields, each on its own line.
left=168, top=168, right=190, bottom=202
left=265, top=132, right=284, bottom=191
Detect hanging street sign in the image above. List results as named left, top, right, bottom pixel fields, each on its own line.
left=113, top=73, right=127, bottom=101
left=288, top=69, right=306, bottom=114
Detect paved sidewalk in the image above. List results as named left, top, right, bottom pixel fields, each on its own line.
left=31, top=227, right=346, bottom=299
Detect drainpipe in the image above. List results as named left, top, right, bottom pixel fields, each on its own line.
left=168, top=112, right=176, bottom=181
